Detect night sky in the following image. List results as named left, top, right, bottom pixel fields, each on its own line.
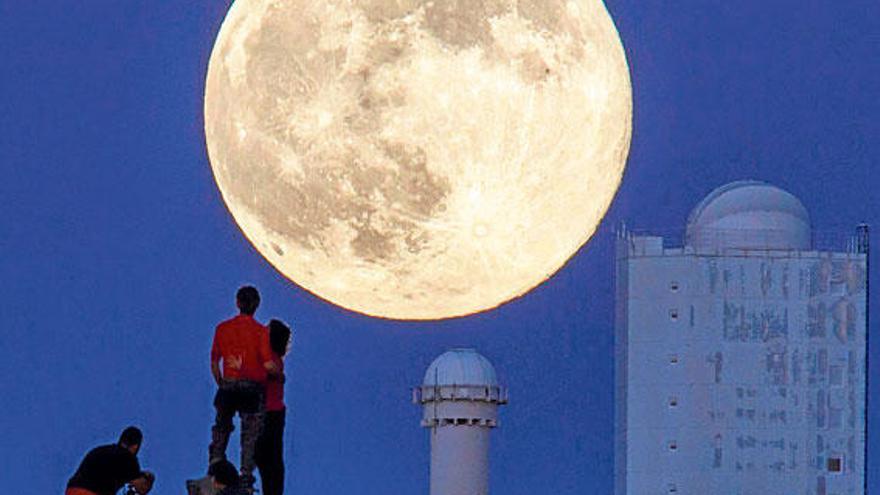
left=2, top=1, right=879, bottom=494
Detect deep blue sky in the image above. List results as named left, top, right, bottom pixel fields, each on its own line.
left=2, top=1, right=878, bottom=494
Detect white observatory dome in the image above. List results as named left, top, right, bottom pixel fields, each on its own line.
left=686, top=180, right=811, bottom=252
left=423, top=348, right=498, bottom=387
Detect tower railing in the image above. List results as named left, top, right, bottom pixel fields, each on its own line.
left=412, top=384, right=508, bottom=404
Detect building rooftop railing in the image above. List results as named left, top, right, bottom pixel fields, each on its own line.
left=616, top=225, right=868, bottom=257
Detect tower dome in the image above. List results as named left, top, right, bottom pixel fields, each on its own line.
left=686, top=181, right=811, bottom=252
left=423, top=348, right=498, bottom=387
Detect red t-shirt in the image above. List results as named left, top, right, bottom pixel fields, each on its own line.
left=210, top=315, right=272, bottom=383
left=265, top=356, right=285, bottom=412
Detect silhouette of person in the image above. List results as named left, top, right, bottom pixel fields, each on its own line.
left=209, top=286, right=278, bottom=489
left=255, top=319, right=292, bottom=495
left=66, top=426, right=155, bottom=495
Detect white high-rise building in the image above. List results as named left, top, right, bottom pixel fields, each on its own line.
left=615, top=181, right=869, bottom=494
left=413, top=349, right=508, bottom=495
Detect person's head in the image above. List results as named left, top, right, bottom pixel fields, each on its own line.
left=268, top=319, right=291, bottom=357
left=209, top=459, right=240, bottom=489
left=236, top=286, right=260, bottom=315
left=118, top=426, right=143, bottom=455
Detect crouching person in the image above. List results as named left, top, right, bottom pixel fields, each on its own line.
left=66, top=426, right=155, bottom=495
left=209, top=460, right=249, bottom=495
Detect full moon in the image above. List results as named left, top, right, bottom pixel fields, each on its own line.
left=205, top=0, right=632, bottom=320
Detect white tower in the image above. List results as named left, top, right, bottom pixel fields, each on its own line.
left=413, top=349, right=508, bottom=495
left=615, top=181, right=868, bottom=494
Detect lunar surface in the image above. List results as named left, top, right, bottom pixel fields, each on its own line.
left=205, top=0, right=632, bottom=320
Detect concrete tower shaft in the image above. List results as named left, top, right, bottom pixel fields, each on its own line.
left=414, top=349, right=508, bottom=495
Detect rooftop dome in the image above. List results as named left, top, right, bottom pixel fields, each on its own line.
left=686, top=180, right=811, bottom=251
left=423, top=349, right=498, bottom=387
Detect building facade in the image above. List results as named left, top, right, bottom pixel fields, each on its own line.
left=615, top=181, right=868, bottom=494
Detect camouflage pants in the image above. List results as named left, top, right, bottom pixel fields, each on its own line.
left=209, top=380, right=265, bottom=484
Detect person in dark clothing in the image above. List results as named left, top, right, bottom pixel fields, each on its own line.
left=255, top=319, right=291, bottom=495
left=209, top=286, right=279, bottom=490
left=66, top=426, right=155, bottom=495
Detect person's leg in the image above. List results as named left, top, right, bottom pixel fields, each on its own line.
left=270, top=409, right=286, bottom=495
left=238, top=383, right=265, bottom=488
left=209, top=387, right=235, bottom=466
left=255, top=416, right=269, bottom=494
left=258, top=409, right=285, bottom=495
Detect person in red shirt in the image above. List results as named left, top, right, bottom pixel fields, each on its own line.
left=255, top=319, right=291, bottom=495
left=209, top=286, right=277, bottom=490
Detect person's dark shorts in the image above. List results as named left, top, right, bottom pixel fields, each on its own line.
left=214, top=380, right=264, bottom=414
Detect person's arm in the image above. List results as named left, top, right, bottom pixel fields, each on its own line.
left=210, top=327, right=223, bottom=387
left=261, top=328, right=280, bottom=376
left=129, top=471, right=154, bottom=494
left=264, top=357, right=281, bottom=376
left=211, top=359, right=223, bottom=387
left=124, top=455, right=153, bottom=494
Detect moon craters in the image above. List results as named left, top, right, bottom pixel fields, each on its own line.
left=205, top=0, right=632, bottom=319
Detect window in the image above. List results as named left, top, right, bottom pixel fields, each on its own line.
left=668, top=397, right=678, bottom=408
left=669, top=309, right=679, bottom=320
left=828, top=456, right=843, bottom=473
left=669, top=281, right=680, bottom=292
left=668, top=441, right=678, bottom=452
left=829, top=365, right=844, bottom=386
